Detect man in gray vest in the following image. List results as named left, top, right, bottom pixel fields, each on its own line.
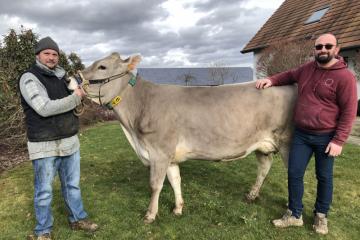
left=19, top=37, right=98, bottom=240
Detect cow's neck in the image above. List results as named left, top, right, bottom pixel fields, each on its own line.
left=112, top=77, right=153, bottom=164
left=113, top=76, right=149, bottom=129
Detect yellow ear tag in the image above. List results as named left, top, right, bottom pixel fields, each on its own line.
left=111, top=96, right=122, bottom=106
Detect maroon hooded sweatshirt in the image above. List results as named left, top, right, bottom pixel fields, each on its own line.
left=269, top=58, right=357, bottom=146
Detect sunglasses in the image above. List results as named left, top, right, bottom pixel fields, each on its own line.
left=315, top=44, right=335, bottom=50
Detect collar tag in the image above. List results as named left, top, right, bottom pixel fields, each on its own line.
left=128, top=76, right=137, bottom=87
left=111, top=96, right=122, bottom=106
left=106, top=96, right=122, bottom=110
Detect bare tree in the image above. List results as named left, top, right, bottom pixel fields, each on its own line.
left=208, top=62, right=230, bottom=85
left=179, top=70, right=196, bottom=86
left=256, top=39, right=314, bottom=78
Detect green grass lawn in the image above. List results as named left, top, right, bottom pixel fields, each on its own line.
left=1, top=122, right=359, bottom=240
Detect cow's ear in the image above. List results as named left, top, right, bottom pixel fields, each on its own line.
left=128, top=54, right=142, bottom=71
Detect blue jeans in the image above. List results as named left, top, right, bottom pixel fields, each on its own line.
left=32, top=151, right=87, bottom=236
left=288, top=129, right=334, bottom=218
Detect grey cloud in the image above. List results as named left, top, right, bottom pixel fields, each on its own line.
left=187, top=0, right=247, bottom=11
left=0, top=0, right=281, bottom=67
left=0, top=0, right=167, bottom=33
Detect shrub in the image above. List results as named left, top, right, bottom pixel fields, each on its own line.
left=256, top=39, right=313, bottom=78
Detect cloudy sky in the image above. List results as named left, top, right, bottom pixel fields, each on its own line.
left=0, top=0, right=285, bottom=68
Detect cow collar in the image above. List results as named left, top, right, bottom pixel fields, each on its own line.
left=76, top=70, right=137, bottom=91
left=105, top=74, right=138, bottom=110
left=75, top=70, right=138, bottom=109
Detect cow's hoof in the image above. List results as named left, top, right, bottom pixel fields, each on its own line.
left=173, top=208, right=183, bottom=216
left=143, top=216, right=155, bottom=224
left=244, top=193, right=257, bottom=203
left=143, top=211, right=156, bottom=224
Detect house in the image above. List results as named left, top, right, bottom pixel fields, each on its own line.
left=241, top=0, right=360, bottom=77
left=138, top=67, right=253, bottom=86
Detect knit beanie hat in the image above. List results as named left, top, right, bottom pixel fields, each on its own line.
left=35, top=36, right=60, bottom=55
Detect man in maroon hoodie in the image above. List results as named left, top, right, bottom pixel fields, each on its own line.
left=256, top=33, right=357, bottom=235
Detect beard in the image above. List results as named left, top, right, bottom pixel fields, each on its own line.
left=315, top=53, right=334, bottom=64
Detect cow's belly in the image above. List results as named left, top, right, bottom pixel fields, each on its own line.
left=120, top=124, right=278, bottom=164
left=173, top=136, right=277, bottom=162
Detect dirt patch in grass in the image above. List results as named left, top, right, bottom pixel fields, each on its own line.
left=0, top=144, right=28, bottom=174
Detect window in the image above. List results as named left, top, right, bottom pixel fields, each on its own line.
left=305, top=7, right=329, bottom=24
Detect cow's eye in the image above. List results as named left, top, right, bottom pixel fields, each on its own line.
left=98, top=65, right=106, bottom=70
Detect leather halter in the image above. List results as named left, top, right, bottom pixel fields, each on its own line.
left=74, top=70, right=130, bottom=106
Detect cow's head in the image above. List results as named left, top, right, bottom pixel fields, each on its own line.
left=71, top=52, right=141, bottom=106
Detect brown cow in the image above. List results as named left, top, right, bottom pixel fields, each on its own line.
left=71, top=53, right=296, bottom=223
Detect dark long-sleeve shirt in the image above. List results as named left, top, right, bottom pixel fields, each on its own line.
left=269, top=59, right=357, bottom=145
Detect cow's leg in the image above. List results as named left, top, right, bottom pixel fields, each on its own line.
left=279, top=145, right=290, bottom=168
left=166, top=164, right=184, bottom=215
left=144, top=158, right=169, bottom=224
left=246, top=151, right=273, bottom=201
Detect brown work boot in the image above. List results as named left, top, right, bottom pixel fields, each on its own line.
left=27, top=233, right=52, bottom=240
left=313, top=212, right=328, bottom=235
left=272, top=209, right=304, bottom=228
left=70, top=219, right=98, bottom=232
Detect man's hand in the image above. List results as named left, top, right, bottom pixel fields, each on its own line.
left=74, top=86, right=86, bottom=98
left=255, top=78, right=273, bottom=89
left=325, top=142, right=342, bottom=157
